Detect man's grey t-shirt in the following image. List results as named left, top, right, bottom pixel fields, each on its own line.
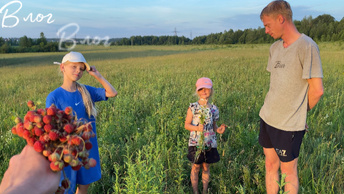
left=259, top=34, right=323, bottom=131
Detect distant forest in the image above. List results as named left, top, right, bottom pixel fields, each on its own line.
left=0, top=32, right=59, bottom=53
left=0, top=14, right=343, bottom=53
left=118, top=14, right=344, bottom=45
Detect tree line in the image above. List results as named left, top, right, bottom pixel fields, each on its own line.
left=0, top=14, right=343, bottom=53
left=117, top=14, right=344, bottom=45
left=0, top=32, right=59, bottom=53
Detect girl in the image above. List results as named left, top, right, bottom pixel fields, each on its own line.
left=46, top=51, right=117, bottom=194
left=184, top=77, right=226, bottom=194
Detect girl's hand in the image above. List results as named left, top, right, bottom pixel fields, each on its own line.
left=198, top=124, right=204, bottom=132
left=87, top=66, right=102, bottom=79
left=216, top=124, right=227, bottom=134
left=87, top=65, right=117, bottom=98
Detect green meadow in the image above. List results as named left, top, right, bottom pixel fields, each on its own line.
left=0, top=43, right=343, bottom=193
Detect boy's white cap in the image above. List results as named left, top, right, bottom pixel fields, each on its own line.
left=54, top=51, right=90, bottom=71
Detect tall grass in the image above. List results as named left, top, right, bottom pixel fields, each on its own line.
left=0, top=43, right=343, bottom=193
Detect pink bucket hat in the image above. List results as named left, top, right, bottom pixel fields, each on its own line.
left=196, top=77, right=213, bottom=91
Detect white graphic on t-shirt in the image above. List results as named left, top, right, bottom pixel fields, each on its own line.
left=75, top=102, right=81, bottom=106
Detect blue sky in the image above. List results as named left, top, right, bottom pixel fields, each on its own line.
left=0, top=0, right=343, bottom=39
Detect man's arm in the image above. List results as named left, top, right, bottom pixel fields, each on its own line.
left=307, top=78, right=324, bottom=110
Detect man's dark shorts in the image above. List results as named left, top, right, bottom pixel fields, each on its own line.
left=259, top=118, right=305, bottom=162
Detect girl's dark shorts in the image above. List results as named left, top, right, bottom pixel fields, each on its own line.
left=259, top=118, right=305, bottom=162
left=187, top=146, right=220, bottom=164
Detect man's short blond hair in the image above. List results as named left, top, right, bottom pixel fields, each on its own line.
left=260, top=0, right=293, bottom=22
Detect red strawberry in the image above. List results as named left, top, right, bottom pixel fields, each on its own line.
left=37, top=108, right=46, bottom=116
left=71, top=163, right=82, bottom=171
left=62, top=146, right=72, bottom=155
left=43, top=149, right=52, bottom=157
left=59, top=135, right=68, bottom=143
left=25, top=111, right=36, bottom=122
left=16, top=122, right=23, bottom=129
left=49, top=130, right=59, bottom=141
left=27, top=100, right=35, bottom=108
left=33, top=141, right=44, bottom=152
left=82, top=132, right=91, bottom=140
left=34, top=126, right=44, bottom=136
left=47, top=106, right=57, bottom=116
left=33, top=114, right=42, bottom=123
left=50, top=161, right=63, bottom=171
left=43, top=115, right=52, bottom=124
left=35, top=121, right=44, bottom=128
left=85, top=141, right=92, bottom=150
left=71, top=136, right=81, bottom=145
left=23, top=129, right=32, bottom=140
left=64, top=106, right=73, bottom=115
left=11, top=127, right=17, bottom=135
left=23, top=121, right=33, bottom=130
left=88, top=158, right=97, bottom=168
left=26, top=137, right=36, bottom=146
left=39, top=133, right=50, bottom=142
left=44, top=124, right=53, bottom=133
left=61, top=179, right=70, bottom=189
left=23, top=114, right=30, bottom=122
left=16, top=126, right=24, bottom=137
left=64, top=124, right=75, bottom=134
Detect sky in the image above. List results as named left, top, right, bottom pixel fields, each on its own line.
left=0, top=0, right=343, bottom=39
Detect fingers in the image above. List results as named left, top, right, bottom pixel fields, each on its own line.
left=198, top=124, right=204, bottom=131
left=217, top=124, right=227, bottom=134
left=305, top=123, right=309, bottom=132
left=220, top=124, right=227, bottom=128
left=87, top=66, right=96, bottom=73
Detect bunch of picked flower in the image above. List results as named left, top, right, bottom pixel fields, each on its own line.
left=194, top=104, right=210, bottom=162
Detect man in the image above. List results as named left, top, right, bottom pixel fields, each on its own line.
left=0, top=145, right=61, bottom=194
left=259, top=1, right=324, bottom=193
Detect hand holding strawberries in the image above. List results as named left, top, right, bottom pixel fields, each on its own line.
left=0, top=145, right=61, bottom=194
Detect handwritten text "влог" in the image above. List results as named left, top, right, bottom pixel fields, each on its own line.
left=1, top=0, right=111, bottom=51
left=0, top=1, right=54, bottom=28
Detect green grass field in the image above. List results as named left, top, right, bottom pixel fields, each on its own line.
left=0, top=43, right=343, bottom=193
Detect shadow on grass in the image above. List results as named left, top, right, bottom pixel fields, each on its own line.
left=0, top=49, right=198, bottom=68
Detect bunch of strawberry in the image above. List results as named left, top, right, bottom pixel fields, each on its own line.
left=11, top=100, right=96, bottom=193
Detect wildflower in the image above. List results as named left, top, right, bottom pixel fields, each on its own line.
left=194, top=104, right=210, bottom=163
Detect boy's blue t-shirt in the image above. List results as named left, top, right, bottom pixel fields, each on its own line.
left=46, top=85, right=107, bottom=193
